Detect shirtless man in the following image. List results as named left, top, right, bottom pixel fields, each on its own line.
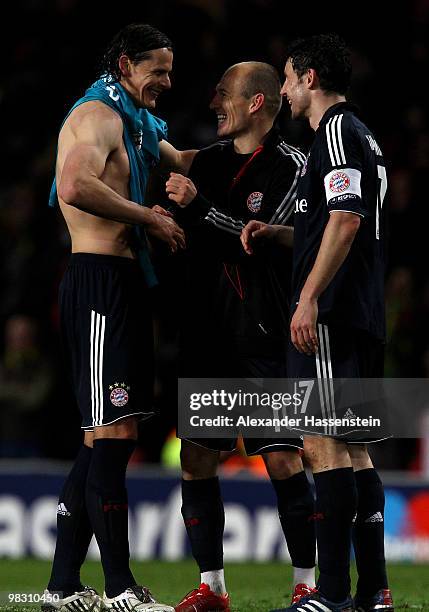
left=43, top=24, right=195, bottom=612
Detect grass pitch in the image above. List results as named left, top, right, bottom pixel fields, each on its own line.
left=0, top=559, right=428, bottom=611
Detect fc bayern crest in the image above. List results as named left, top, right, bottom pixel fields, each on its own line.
left=329, top=171, right=350, bottom=193
left=247, top=191, right=263, bottom=213
left=109, top=383, right=130, bottom=407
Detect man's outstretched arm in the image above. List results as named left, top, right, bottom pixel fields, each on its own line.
left=159, top=140, right=198, bottom=176
left=241, top=220, right=294, bottom=254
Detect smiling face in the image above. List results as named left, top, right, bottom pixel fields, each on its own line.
left=209, top=67, right=254, bottom=138
left=280, top=59, right=310, bottom=120
left=122, top=47, right=173, bottom=108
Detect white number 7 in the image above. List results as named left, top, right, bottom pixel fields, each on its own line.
left=376, top=165, right=387, bottom=240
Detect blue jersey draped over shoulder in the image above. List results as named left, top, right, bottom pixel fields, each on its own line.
left=49, top=76, right=168, bottom=288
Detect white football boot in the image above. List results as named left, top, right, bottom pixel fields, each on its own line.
left=102, top=586, right=174, bottom=611
left=40, top=586, right=102, bottom=611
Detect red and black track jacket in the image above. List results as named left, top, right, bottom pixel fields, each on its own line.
left=176, top=127, right=306, bottom=360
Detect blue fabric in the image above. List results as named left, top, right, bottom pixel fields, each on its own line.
left=49, top=76, right=168, bottom=288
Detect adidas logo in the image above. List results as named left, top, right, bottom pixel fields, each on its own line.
left=344, top=407, right=356, bottom=419
left=298, top=600, right=352, bottom=612
left=365, top=511, right=383, bottom=523
left=57, top=502, right=71, bottom=517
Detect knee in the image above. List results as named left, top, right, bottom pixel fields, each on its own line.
left=263, top=450, right=303, bottom=480
left=83, top=430, right=94, bottom=448
left=349, top=444, right=373, bottom=471
left=302, top=437, right=325, bottom=471
left=304, top=436, right=351, bottom=472
left=181, top=441, right=219, bottom=479
left=94, top=416, right=139, bottom=441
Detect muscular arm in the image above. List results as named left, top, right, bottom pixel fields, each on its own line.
left=57, top=103, right=185, bottom=250
left=158, top=140, right=198, bottom=175
left=58, top=104, right=153, bottom=225
left=290, top=211, right=361, bottom=354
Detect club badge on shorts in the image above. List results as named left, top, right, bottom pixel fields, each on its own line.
left=109, top=382, right=130, bottom=407
left=247, top=191, right=263, bottom=213
left=329, top=171, right=350, bottom=193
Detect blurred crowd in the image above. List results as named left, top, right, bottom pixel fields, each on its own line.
left=1, top=0, right=428, bottom=470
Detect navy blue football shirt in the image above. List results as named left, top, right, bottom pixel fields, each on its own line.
left=291, top=102, right=387, bottom=339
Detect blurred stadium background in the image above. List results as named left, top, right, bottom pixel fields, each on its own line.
left=1, top=0, right=429, bottom=602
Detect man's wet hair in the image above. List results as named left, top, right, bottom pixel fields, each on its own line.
left=230, top=62, right=282, bottom=118
left=286, top=33, right=352, bottom=95
left=99, top=23, right=173, bottom=82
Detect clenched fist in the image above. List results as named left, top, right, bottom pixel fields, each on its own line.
left=165, top=172, right=197, bottom=207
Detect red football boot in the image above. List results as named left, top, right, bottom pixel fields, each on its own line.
left=175, top=583, right=230, bottom=612
left=354, top=588, right=394, bottom=611
left=291, top=583, right=317, bottom=604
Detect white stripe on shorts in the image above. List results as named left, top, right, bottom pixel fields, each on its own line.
left=90, top=310, right=106, bottom=427
left=316, top=323, right=336, bottom=435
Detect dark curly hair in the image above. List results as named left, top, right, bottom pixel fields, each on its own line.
left=98, top=23, right=173, bottom=82
left=286, top=33, right=351, bottom=95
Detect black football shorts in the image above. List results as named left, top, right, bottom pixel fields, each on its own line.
left=179, top=346, right=303, bottom=455
left=59, top=253, right=154, bottom=430
left=286, top=322, right=387, bottom=442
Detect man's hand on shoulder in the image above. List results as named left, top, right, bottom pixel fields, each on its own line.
left=165, top=172, right=197, bottom=207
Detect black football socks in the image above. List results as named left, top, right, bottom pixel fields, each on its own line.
left=48, top=444, right=93, bottom=596
left=86, top=438, right=136, bottom=598
left=181, top=477, right=225, bottom=572
left=271, top=470, right=316, bottom=570
left=313, top=467, right=358, bottom=602
left=353, top=468, right=388, bottom=597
